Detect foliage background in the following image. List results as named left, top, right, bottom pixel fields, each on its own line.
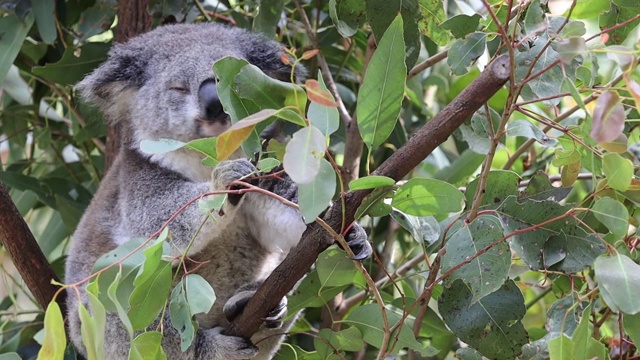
left=1, top=0, right=640, bottom=359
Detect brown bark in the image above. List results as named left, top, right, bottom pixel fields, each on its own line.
left=228, top=55, right=511, bottom=338
left=104, top=0, right=152, bottom=171
left=0, top=184, right=65, bottom=312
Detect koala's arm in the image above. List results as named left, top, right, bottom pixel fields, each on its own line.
left=112, top=150, right=247, bottom=258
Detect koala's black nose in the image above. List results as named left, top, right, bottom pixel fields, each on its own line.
left=198, top=79, right=225, bottom=121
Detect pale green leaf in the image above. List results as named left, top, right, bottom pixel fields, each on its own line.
left=391, top=178, right=464, bottom=216
left=298, top=158, right=336, bottom=223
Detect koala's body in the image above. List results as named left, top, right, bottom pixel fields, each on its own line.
left=66, top=23, right=369, bottom=360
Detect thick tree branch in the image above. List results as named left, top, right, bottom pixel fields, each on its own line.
left=228, top=55, right=511, bottom=338
left=0, top=184, right=65, bottom=313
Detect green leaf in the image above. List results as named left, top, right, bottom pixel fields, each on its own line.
left=129, top=332, right=167, bottom=360
left=441, top=14, right=482, bottom=38
left=592, top=197, right=629, bottom=238
left=80, top=281, right=106, bottom=360
left=213, top=57, right=260, bottom=124
left=498, top=196, right=605, bottom=272
left=169, top=279, right=197, bottom=352
left=594, top=253, right=640, bottom=314
left=506, top=120, right=557, bottom=147
left=602, top=152, right=633, bottom=192
left=0, top=12, right=34, bottom=85
left=185, top=274, right=216, bottom=315
left=329, top=0, right=366, bottom=37
left=591, top=91, right=625, bottom=143
left=108, top=270, right=134, bottom=336
left=548, top=335, right=574, bottom=360
left=624, top=312, right=640, bottom=349
left=33, top=0, right=57, bottom=44
left=33, top=43, right=110, bottom=85
left=257, top=158, right=280, bottom=173
left=252, top=0, right=285, bottom=35
left=343, top=303, right=435, bottom=356
left=298, top=158, right=336, bottom=224
left=315, top=327, right=364, bottom=358
left=37, top=302, right=66, bottom=360
left=572, top=304, right=592, bottom=360
left=447, top=32, right=487, bottom=75
left=283, top=126, right=326, bottom=184
left=465, top=170, right=520, bottom=208
left=316, top=247, right=358, bottom=287
left=357, top=15, right=407, bottom=150
left=213, top=57, right=261, bottom=155
left=128, top=261, right=172, bottom=331
left=416, top=0, right=449, bottom=46
left=348, top=176, right=395, bottom=191
left=442, top=215, right=510, bottom=303
left=438, top=280, right=528, bottom=359
left=543, top=226, right=604, bottom=273
left=288, top=270, right=349, bottom=314
left=93, top=237, right=147, bottom=312
left=390, top=210, right=440, bottom=245
left=235, top=64, right=306, bottom=112
left=391, top=178, right=464, bottom=216
left=307, top=73, right=339, bottom=137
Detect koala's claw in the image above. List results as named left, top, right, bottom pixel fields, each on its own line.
left=224, top=290, right=288, bottom=328
left=212, top=159, right=257, bottom=205
left=345, top=224, right=373, bottom=261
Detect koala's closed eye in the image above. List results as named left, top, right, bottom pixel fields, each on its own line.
left=168, top=82, right=190, bottom=93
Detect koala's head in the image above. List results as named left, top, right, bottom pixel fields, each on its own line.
left=78, top=23, right=304, bottom=147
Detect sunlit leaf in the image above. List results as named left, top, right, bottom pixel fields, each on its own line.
left=602, top=152, right=633, bottom=192
left=37, top=302, right=66, bottom=360
left=348, top=176, right=396, bottom=190
left=357, top=15, right=406, bottom=150
left=298, top=158, right=336, bottom=223
left=391, top=178, right=464, bottom=216
left=129, top=332, right=167, bottom=360
left=283, top=126, right=326, bottom=184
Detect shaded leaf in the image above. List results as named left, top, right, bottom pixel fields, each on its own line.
left=438, top=280, right=528, bottom=359
left=448, top=32, right=487, bottom=75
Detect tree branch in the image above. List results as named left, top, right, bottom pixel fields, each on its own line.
left=0, top=184, right=65, bottom=313
left=228, top=55, right=511, bottom=338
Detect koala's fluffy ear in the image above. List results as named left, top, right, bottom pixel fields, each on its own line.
left=76, top=46, right=148, bottom=123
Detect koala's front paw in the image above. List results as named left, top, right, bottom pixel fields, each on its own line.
left=224, top=290, right=288, bottom=329
left=345, top=224, right=372, bottom=261
left=206, top=327, right=259, bottom=359
left=211, top=159, right=257, bottom=205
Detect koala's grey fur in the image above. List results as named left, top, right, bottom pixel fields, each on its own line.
left=66, top=23, right=314, bottom=360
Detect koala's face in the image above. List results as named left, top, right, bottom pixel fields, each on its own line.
left=130, top=53, right=234, bottom=145
left=77, top=23, right=303, bottom=148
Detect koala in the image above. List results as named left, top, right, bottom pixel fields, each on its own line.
left=66, top=22, right=372, bottom=360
